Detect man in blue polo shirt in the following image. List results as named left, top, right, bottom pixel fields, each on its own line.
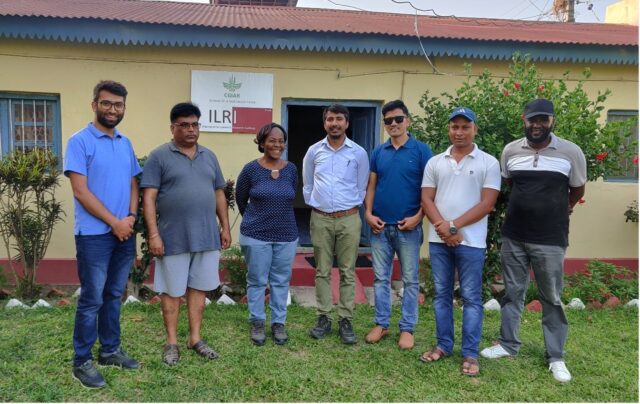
left=64, top=80, right=142, bottom=389
left=364, top=99, right=432, bottom=349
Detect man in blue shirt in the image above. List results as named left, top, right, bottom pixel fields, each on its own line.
left=364, top=100, right=432, bottom=350
left=303, top=103, right=369, bottom=344
left=64, top=80, right=142, bottom=389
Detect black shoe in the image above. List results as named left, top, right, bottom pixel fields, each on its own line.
left=72, top=360, right=106, bottom=389
left=338, top=318, right=357, bottom=345
left=98, top=349, right=140, bottom=369
left=251, top=320, right=266, bottom=346
left=271, top=323, right=289, bottom=345
left=309, top=315, right=332, bottom=339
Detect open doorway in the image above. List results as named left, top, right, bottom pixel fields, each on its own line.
left=282, top=100, right=381, bottom=248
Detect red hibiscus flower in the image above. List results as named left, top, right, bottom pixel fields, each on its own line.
left=514, top=82, right=521, bottom=90
left=595, top=152, right=608, bottom=161
left=633, top=155, right=638, bottom=165
left=537, top=85, right=545, bottom=91
left=503, top=90, right=510, bottom=97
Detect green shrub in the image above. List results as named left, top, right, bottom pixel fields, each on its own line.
left=525, top=280, right=538, bottom=304
left=221, top=245, right=247, bottom=295
left=0, top=149, right=65, bottom=300
left=418, top=257, right=435, bottom=300
left=0, top=266, right=6, bottom=289
left=129, top=156, right=152, bottom=297
left=624, top=200, right=638, bottom=223
left=609, top=277, right=638, bottom=302
left=564, top=260, right=637, bottom=303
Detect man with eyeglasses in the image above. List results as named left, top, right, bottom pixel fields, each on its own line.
left=364, top=100, right=432, bottom=350
left=65, top=80, right=141, bottom=388
left=481, top=99, right=586, bottom=383
left=141, top=102, right=230, bottom=365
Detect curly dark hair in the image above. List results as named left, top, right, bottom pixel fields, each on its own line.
left=255, top=122, right=288, bottom=153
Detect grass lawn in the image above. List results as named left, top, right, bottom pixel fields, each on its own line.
left=0, top=302, right=637, bottom=402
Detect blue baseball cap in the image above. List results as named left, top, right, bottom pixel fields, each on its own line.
left=448, top=107, right=477, bottom=123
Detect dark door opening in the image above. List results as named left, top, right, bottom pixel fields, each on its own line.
left=283, top=101, right=380, bottom=248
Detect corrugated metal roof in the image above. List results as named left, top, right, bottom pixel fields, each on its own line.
left=0, top=0, right=636, bottom=46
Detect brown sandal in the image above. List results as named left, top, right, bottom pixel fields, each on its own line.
left=163, top=344, right=180, bottom=365
left=419, top=346, right=449, bottom=363
left=461, top=357, right=480, bottom=377
left=187, top=340, right=219, bottom=360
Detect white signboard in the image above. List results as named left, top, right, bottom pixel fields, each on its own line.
left=191, top=71, right=273, bottom=133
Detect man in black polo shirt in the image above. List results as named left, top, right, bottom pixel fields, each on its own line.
left=480, top=99, right=586, bottom=383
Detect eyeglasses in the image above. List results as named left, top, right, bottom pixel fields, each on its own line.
left=174, top=122, right=201, bottom=130
left=383, top=116, right=406, bottom=125
left=98, top=100, right=125, bottom=111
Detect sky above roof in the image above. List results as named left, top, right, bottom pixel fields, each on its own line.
left=164, top=0, right=619, bottom=23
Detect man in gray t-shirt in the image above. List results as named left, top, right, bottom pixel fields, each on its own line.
left=141, top=102, right=230, bottom=365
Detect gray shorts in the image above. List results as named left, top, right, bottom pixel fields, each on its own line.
left=153, top=250, right=221, bottom=297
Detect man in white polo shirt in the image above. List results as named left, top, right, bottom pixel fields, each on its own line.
left=420, top=107, right=501, bottom=377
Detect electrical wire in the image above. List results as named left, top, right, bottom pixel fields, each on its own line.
left=411, top=8, right=452, bottom=76
left=500, top=0, right=532, bottom=18
left=527, top=0, right=544, bottom=13
left=388, top=0, right=546, bottom=26
left=537, top=0, right=553, bottom=20
left=325, top=0, right=367, bottom=12
left=512, top=5, right=536, bottom=18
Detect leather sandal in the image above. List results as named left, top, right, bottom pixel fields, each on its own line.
left=419, top=346, right=449, bottom=363
left=187, top=340, right=219, bottom=360
left=163, top=344, right=180, bottom=365
left=461, top=357, right=480, bottom=377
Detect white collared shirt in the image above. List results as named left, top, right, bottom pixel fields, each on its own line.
left=302, top=136, right=369, bottom=212
left=421, top=144, right=501, bottom=248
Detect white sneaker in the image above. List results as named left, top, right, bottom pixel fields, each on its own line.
left=480, top=344, right=511, bottom=359
left=549, top=361, right=572, bottom=383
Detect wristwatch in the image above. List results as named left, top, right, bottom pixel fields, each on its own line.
left=127, top=212, right=137, bottom=220
left=449, top=221, right=458, bottom=235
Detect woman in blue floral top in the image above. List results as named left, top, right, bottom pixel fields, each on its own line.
left=236, top=122, right=298, bottom=346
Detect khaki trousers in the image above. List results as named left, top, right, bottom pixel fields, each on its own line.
left=310, top=210, right=361, bottom=320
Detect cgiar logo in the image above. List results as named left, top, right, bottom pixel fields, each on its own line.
left=222, top=76, right=242, bottom=98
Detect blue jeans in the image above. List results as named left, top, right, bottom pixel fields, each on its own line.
left=73, top=233, right=135, bottom=366
left=371, top=225, right=422, bottom=332
left=240, top=235, right=298, bottom=325
left=429, top=242, right=485, bottom=358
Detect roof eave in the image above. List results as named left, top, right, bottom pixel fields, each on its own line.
left=0, top=16, right=637, bottom=65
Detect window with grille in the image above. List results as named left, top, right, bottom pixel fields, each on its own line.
left=606, top=110, right=638, bottom=182
left=0, top=94, right=61, bottom=158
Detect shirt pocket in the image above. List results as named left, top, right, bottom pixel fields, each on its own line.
left=339, top=158, right=358, bottom=182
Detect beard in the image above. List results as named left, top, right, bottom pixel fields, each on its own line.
left=524, top=125, right=552, bottom=144
left=96, top=110, right=124, bottom=129
left=327, top=126, right=346, bottom=139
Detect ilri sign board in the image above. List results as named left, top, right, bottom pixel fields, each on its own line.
left=191, top=71, right=273, bottom=133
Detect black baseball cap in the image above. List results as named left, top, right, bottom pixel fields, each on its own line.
left=523, top=98, right=554, bottom=119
